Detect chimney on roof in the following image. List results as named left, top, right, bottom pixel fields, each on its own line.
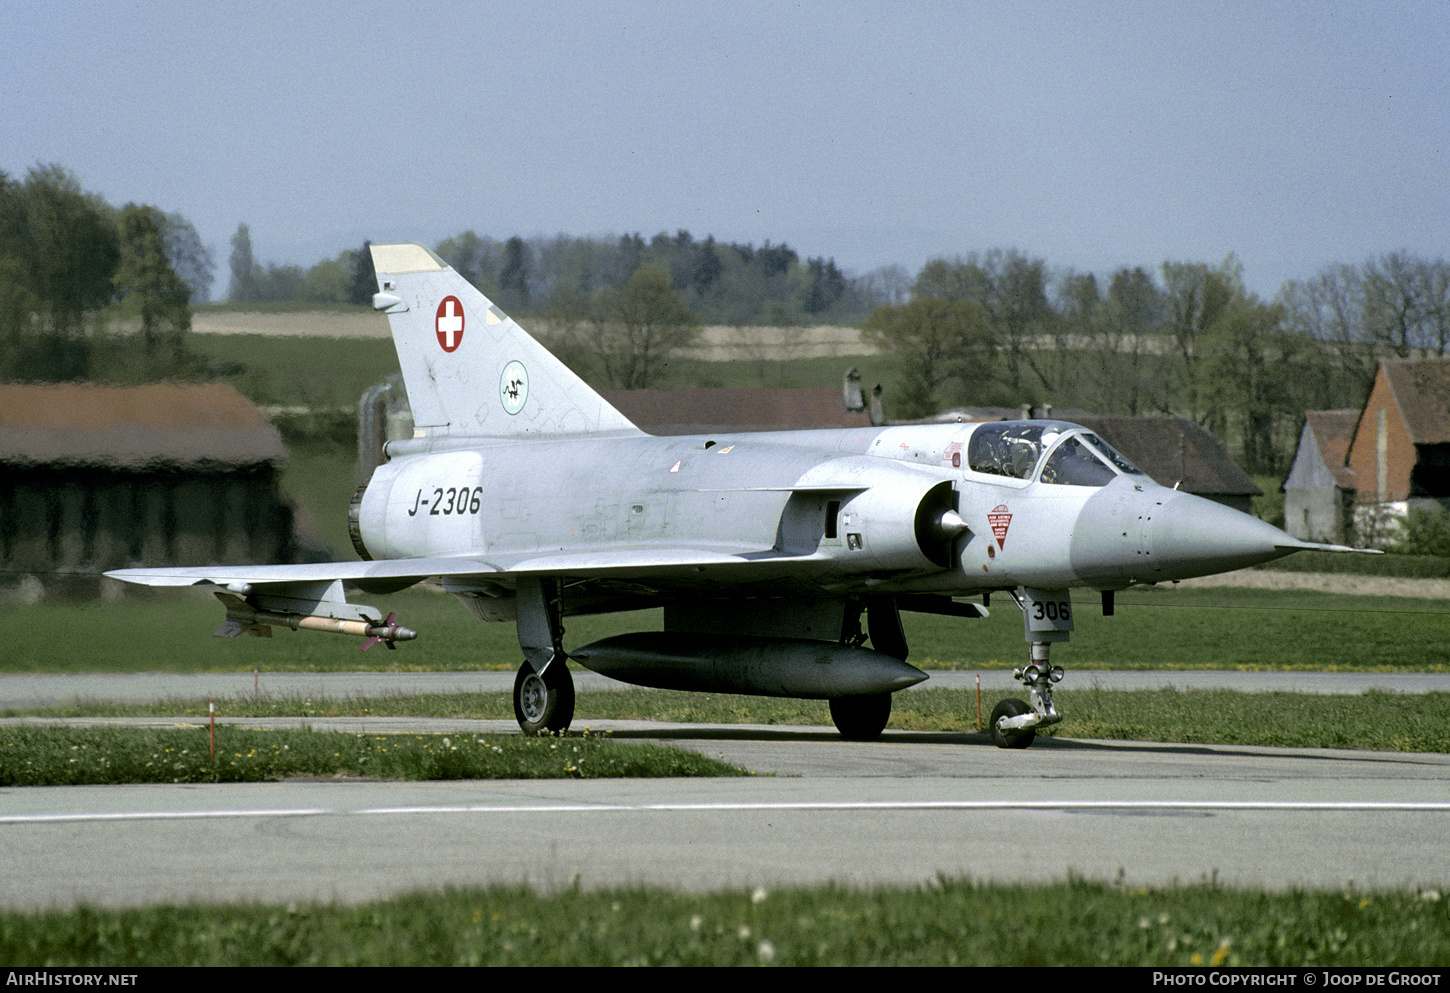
left=843, top=367, right=865, bottom=413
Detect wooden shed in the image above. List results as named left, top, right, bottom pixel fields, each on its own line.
left=0, top=383, right=296, bottom=584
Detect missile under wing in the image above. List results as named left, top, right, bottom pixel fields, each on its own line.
left=107, top=243, right=1368, bottom=746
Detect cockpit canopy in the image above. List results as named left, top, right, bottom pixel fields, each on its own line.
left=966, top=421, right=1145, bottom=486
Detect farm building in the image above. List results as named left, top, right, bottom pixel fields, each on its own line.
left=1283, top=359, right=1450, bottom=545
left=1346, top=359, right=1450, bottom=509
left=361, top=375, right=1258, bottom=511
left=0, top=382, right=297, bottom=588
left=1344, top=358, right=1450, bottom=541
left=1282, top=410, right=1359, bottom=543
left=1072, top=415, right=1261, bottom=513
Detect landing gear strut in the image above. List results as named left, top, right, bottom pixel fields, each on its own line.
left=991, top=587, right=1071, bottom=749
left=513, top=578, right=575, bottom=734
left=991, top=645, right=1066, bottom=748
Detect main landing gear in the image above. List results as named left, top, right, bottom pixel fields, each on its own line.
left=826, top=596, right=909, bottom=741
left=990, top=587, right=1071, bottom=749
left=513, top=658, right=575, bottom=734
left=512, top=577, right=575, bottom=735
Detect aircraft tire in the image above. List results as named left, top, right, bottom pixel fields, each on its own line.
left=829, top=693, right=892, bottom=741
left=514, top=659, right=575, bottom=735
left=989, top=698, right=1036, bottom=749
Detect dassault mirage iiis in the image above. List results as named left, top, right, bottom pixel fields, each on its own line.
left=107, top=243, right=1366, bottom=747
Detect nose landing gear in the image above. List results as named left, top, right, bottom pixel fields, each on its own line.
left=991, top=649, right=1066, bottom=748
left=991, top=587, right=1073, bottom=749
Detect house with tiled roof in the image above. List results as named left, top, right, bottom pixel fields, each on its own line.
left=1346, top=359, right=1450, bottom=506
left=600, top=390, right=1261, bottom=511
left=1071, top=415, right=1261, bottom=513
left=357, top=379, right=880, bottom=482
left=601, top=390, right=1261, bottom=511
left=1283, top=359, right=1450, bottom=545
left=1343, top=358, right=1450, bottom=542
left=362, top=373, right=1259, bottom=516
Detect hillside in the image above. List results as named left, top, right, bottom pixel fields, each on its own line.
left=191, top=311, right=876, bottom=361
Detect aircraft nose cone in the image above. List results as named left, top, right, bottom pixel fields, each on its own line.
left=1146, top=490, right=1298, bottom=581
left=1070, top=479, right=1302, bottom=586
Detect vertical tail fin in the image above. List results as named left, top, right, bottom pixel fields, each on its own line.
left=369, top=243, right=639, bottom=438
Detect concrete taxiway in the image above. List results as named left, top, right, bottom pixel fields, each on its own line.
left=2, top=672, right=1448, bottom=908
left=2, top=668, right=1445, bottom=710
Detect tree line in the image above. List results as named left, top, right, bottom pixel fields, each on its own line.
left=223, top=225, right=902, bottom=325
left=865, top=249, right=1450, bottom=475
left=226, top=222, right=375, bottom=307
left=224, top=225, right=901, bottom=391
left=4, top=163, right=1446, bottom=479
left=0, top=164, right=212, bottom=382
left=429, top=229, right=899, bottom=327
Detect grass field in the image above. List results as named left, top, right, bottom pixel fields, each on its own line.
left=9, top=583, right=1448, bottom=965
left=183, top=329, right=897, bottom=412
left=187, top=328, right=401, bottom=410
left=5, top=880, right=1447, bottom=966
left=13, top=580, right=1448, bottom=675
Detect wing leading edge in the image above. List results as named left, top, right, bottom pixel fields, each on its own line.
left=104, top=543, right=832, bottom=591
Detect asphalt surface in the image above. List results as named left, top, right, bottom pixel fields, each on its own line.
left=3, top=668, right=1446, bottom=710
left=2, top=671, right=1448, bottom=908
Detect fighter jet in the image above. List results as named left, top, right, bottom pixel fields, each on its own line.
left=106, top=243, right=1367, bottom=747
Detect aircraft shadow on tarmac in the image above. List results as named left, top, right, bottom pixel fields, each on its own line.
left=594, top=722, right=1444, bottom=768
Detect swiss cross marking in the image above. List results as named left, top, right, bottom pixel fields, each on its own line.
left=436, top=296, right=465, bottom=352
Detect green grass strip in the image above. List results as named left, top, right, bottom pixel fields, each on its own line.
left=0, top=725, right=746, bottom=786
left=12, top=686, right=1450, bottom=754
left=2, top=880, right=1447, bottom=966
left=1042, top=687, right=1450, bottom=752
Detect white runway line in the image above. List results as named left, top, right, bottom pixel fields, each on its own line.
left=5, top=798, right=1449, bottom=825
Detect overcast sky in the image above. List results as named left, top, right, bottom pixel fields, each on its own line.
left=4, top=1, right=1447, bottom=300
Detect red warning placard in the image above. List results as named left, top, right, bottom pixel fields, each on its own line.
left=988, top=504, right=1012, bottom=549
